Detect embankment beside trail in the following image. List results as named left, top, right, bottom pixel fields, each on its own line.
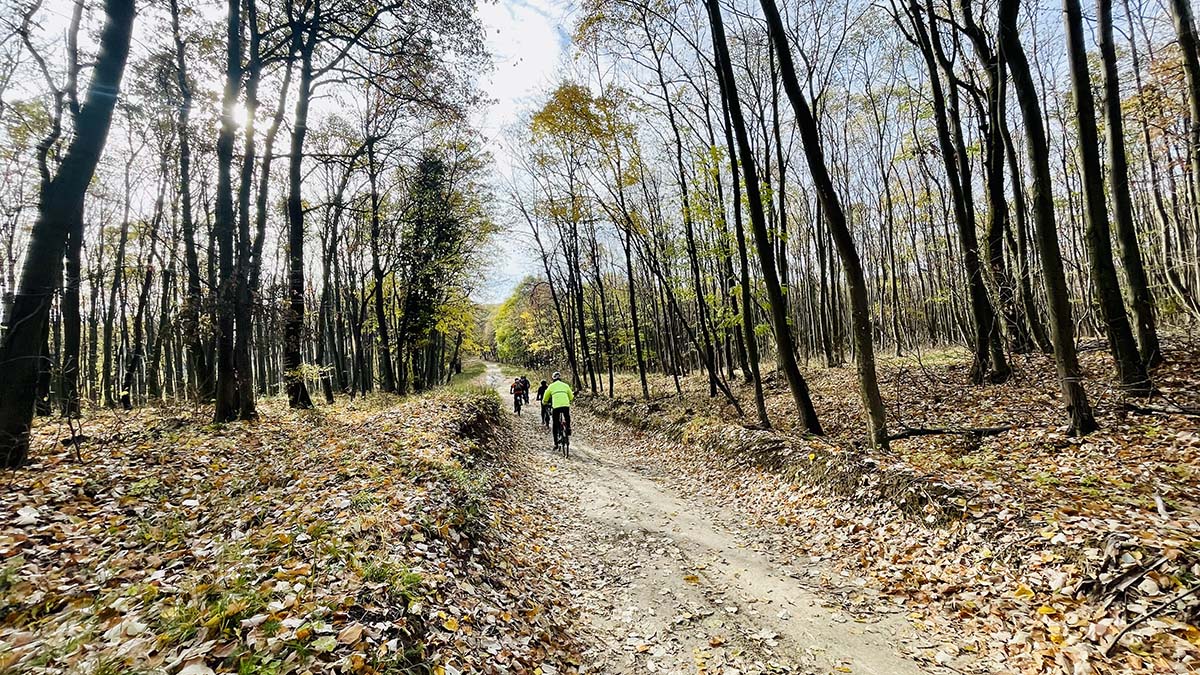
left=578, top=393, right=1200, bottom=674
left=0, top=387, right=580, bottom=674
left=585, top=396, right=969, bottom=523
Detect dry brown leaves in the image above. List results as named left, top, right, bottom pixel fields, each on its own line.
left=582, top=341, right=1200, bottom=675
left=0, top=388, right=579, bottom=674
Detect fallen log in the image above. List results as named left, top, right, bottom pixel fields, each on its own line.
left=1121, top=402, right=1200, bottom=418
left=887, top=425, right=1010, bottom=441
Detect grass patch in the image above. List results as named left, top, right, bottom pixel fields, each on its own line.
left=0, top=557, right=19, bottom=596
left=449, top=360, right=487, bottom=387
left=233, top=652, right=285, bottom=675
left=356, top=559, right=424, bottom=602
left=154, top=577, right=269, bottom=647
left=350, top=491, right=381, bottom=510
left=132, top=513, right=193, bottom=551
left=127, top=477, right=163, bottom=499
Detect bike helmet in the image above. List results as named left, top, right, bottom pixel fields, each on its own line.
left=552, top=371, right=561, bottom=380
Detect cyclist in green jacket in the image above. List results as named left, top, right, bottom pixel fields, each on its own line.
left=542, top=372, right=574, bottom=445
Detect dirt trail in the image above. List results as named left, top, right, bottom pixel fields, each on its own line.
left=488, top=365, right=930, bottom=675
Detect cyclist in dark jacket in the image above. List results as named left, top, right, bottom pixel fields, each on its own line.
left=509, top=378, right=524, bottom=414
left=536, top=380, right=550, bottom=427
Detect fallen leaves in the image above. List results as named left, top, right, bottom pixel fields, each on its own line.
left=0, top=387, right=581, bottom=674
left=581, top=344, right=1200, bottom=674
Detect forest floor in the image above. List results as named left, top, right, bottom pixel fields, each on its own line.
left=563, top=338, right=1200, bottom=675
left=0, top=384, right=582, bottom=674
left=3, top=343, right=1197, bottom=675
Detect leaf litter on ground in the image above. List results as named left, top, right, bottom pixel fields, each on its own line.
left=0, top=386, right=581, bottom=674
left=581, top=342, right=1200, bottom=675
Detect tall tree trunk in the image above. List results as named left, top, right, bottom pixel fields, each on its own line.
left=1097, top=0, right=1160, bottom=366
left=906, top=0, right=1009, bottom=383
left=35, top=329, right=52, bottom=417
left=316, top=246, right=335, bottom=405
left=234, top=0, right=263, bottom=420
left=999, top=0, right=1096, bottom=434
left=569, top=229, right=597, bottom=393
left=708, top=0, right=821, bottom=434
left=1063, top=0, right=1150, bottom=394
left=120, top=265, right=154, bottom=410
left=960, top=0, right=1033, bottom=354
left=148, top=267, right=173, bottom=399
left=121, top=159, right=165, bottom=410
left=86, top=225, right=102, bottom=402
left=0, top=0, right=134, bottom=465
left=284, top=31, right=316, bottom=409
left=621, top=226, right=649, bottom=400
left=170, top=0, right=212, bottom=401
left=1000, top=109, right=1054, bottom=353
left=1169, top=0, right=1200, bottom=227
left=213, top=0, right=242, bottom=421
left=760, top=0, right=888, bottom=447
left=368, top=138, right=396, bottom=392
left=721, top=91, right=770, bottom=428
left=61, top=223, right=82, bottom=416
left=104, top=161, right=134, bottom=408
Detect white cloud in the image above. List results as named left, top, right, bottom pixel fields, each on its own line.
left=475, top=0, right=573, bottom=163
left=472, top=0, right=575, bottom=303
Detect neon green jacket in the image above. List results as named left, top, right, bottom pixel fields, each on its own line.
left=542, top=380, right=574, bottom=409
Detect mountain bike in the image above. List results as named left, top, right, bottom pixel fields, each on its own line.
left=551, top=408, right=571, bottom=458
left=554, top=424, right=570, bottom=458
left=513, top=393, right=522, bottom=415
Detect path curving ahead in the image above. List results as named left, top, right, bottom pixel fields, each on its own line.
left=486, top=364, right=931, bottom=675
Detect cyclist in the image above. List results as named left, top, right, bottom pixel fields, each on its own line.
left=541, top=372, right=574, bottom=446
left=520, top=375, right=531, bottom=404
left=509, top=377, right=524, bottom=414
left=536, top=380, right=550, bottom=427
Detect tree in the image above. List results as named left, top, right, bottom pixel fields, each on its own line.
left=998, top=0, right=1096, bottom=434
left=0, top=0, right=135, bottom=466
left=213, top=0, right=243, bottom=421
left=168, top=0, right=213, bottom=401
left=759, top=0, right=889, bottom=447
left=707, top=0, right=821, bottom=434
left=1062, top=0, right=1150, bottom=395
left=896, top=0, right=1010, bottom=384
left=1096, top=0, right=1161, bottom=366
left=1169, top=0, right=1200, bottom=228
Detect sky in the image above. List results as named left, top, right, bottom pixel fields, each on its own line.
left=472, top=0, right=576, bottom=304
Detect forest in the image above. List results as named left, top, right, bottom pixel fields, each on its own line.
left=0, top=0, right=491, bottom=466
left=1, top=0, right=1199, bottom=670
left=490, top=0, right=1200, bottom=443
